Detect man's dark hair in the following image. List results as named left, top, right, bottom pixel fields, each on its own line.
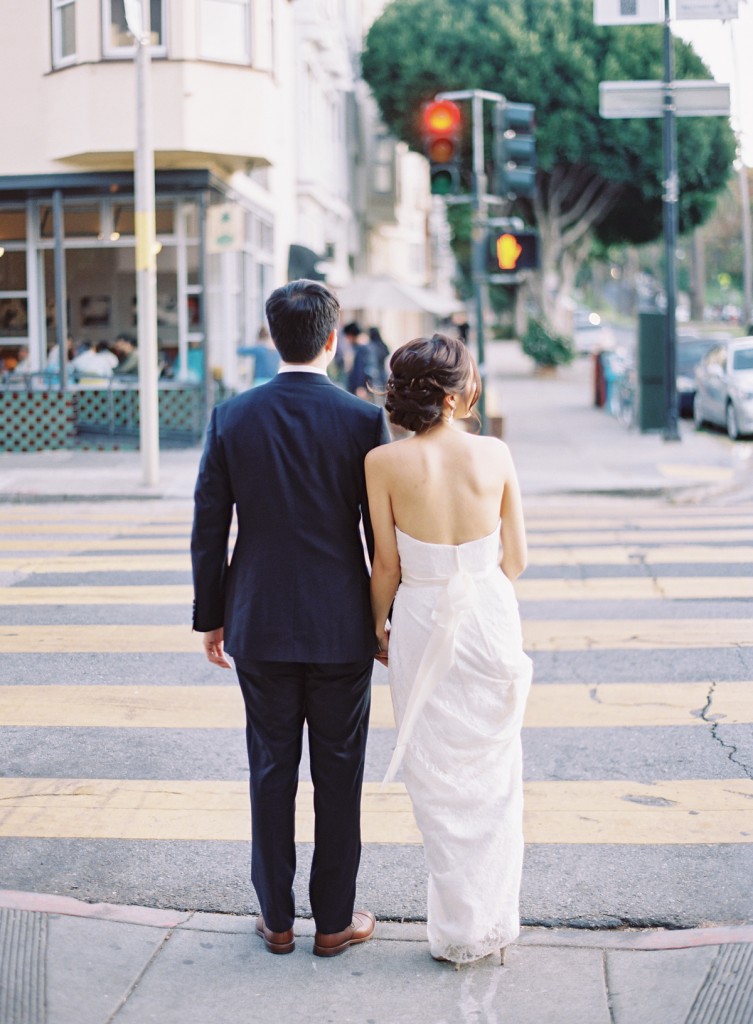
left=265, top=279, right=340, bottom=363
left=343, top=321, right=361, bottom=337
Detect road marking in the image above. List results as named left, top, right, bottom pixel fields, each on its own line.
left=1, top=578, right=751, bottom=606
left=0, top=778, right=750, bottom=845
left=1, top=682, right=750, bottom=730
left=0, top=586, right=194, bottom=605
left=514, top=578, right=753, bottom=600
left=527, top=547, right=753, bottom=566
left=4, top=524, right=191, bottom=537
left=0, top=556, right=191, bottom=573
left=523, top=530, right=753, bottom=545
left=2, top=620, right=751, bottom=653
left=0, top=538, right=189, bottom=552
left=657, top=463, right=735, bottom=482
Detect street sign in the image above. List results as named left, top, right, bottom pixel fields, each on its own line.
left=599, top=80, right=731, bottom=118
left=593, top=0, right=664, bottom=25
left=207, top=203, right=244, bottom=254
left=675, top=0, right=739, bottom=18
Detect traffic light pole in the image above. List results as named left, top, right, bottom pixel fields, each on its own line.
left=437, top=89, right=504, bottom=436
left=662, top=0, right=681, bottom=442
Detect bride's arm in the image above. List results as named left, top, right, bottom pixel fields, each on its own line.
left=499, top=444, right=527, bottom=580
left=365, top=449, right=401, bottom=650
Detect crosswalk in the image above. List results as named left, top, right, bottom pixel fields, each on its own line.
left=1, top=499, right=752, bottom=867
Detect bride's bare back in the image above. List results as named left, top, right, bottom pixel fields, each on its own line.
left=366, top=424, right=527, bottom=583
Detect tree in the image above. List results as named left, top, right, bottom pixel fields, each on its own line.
left=361, top=0, right=736, bottom=332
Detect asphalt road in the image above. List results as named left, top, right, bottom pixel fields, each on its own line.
left=1, top=488, right=752, bottom=930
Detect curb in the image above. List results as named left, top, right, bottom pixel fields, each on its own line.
left=2, top=891, right=751, bottom=951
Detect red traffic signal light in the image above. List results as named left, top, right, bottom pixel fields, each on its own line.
left=422, top=100, right=462, bottom=135
left=487, top=230, right=539, bottom=273
left=421, top=100, right=462, bottom=196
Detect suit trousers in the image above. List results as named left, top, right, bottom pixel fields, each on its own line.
left=235, top=658, right=373, bottom=934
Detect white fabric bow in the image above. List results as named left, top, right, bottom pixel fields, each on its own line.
left=382, top=571, right=480, bottom=786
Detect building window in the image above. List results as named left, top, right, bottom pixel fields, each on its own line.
left=102, top=0, right=166, bottom=58
left=372, top=134, right=394, bottom=196
left=52, top=0, right=76, bottom=68
left=200, top=0, right=251, bottom=64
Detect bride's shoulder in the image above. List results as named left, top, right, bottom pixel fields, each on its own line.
left=365, top=436, right=412, bottom=470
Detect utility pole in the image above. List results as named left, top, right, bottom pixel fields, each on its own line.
left=125, top=0, right=160, bottom=486
left=662, top=0, right=681, bottom=441
left=437, top=89, right=504, bottom=435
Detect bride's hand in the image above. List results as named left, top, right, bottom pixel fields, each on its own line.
left=375, top=629, right=390, bottom=667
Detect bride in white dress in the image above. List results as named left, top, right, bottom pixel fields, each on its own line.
left=365, top=334, right=532, bottom=966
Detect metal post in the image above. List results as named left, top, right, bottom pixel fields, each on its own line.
left=471, top=92, right=488, bottom=434
left=729, top=18, right=752, bottom=329
left=132, top=1, right=160, bottom=485
left=662, top=1, right=680, bottom=442
left=52, top=190, right=68, bottom=391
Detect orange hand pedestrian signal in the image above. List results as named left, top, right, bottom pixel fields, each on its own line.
left=487, top=229, right=538, bottom=274
left=496, top=233, right=523, bottom=271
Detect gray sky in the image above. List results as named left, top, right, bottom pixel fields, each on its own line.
left=673, top=0, right=753, bottom=164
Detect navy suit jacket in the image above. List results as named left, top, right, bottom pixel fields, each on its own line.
left=191, top=372, right=391, bottom=662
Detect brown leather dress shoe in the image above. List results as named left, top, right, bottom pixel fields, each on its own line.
left=255, top=914, right=295, bottom=954
left=313, top=910, right=376, bottom=957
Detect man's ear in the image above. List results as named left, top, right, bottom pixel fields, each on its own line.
left=325, top=329, right=338, bottom=352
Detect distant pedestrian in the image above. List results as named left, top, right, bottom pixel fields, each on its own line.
left=367, top=327, right=390, bottom=389
left=238, top=325, right=281, bottom=386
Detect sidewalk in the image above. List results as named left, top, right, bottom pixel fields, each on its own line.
left=1, top=342, right=751, bottom=504
left=3, top=890, right=752, bottom=1024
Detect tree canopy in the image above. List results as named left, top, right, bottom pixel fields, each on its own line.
left=362, top=0, right=736, bottom=325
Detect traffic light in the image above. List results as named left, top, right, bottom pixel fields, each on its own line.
left=487, top=230, right=539, bottom=273
left=421, top=99, right=462, bottom=196
left=494, top=102, right=536, bottom=198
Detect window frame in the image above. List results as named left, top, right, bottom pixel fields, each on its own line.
left=198, top=0, right=252, bottom=66
left=51, top=0, right=77, bottom=70
left=101, top=0, right=167, bottom=60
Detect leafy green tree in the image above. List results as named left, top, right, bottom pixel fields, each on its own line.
left=362, top=0, right=735, bottom=331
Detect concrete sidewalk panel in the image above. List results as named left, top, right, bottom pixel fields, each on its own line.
left=112, top=930, right=612, bottom=1024
left=606, top=947, right=717, bottom=1024
left=46, top=916, right=168, bottom=1024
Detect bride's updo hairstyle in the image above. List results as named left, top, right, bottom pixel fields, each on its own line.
left=385, top=333, right=481, bottom=434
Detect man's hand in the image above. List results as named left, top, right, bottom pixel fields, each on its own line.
left=203, top=627, right=233, bottom=669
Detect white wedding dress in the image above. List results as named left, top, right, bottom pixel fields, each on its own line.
left=385, top=523, right=532, bottom=964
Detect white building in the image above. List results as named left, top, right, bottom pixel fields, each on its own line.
left=0, top=0, right=456, bottom=450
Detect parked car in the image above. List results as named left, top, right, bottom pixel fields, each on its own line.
left=693, top=338, right=753, bottom=439
left=675, top=337, right=723, bottom=417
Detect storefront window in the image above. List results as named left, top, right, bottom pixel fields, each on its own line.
left=65, top=205, right=101, bottom=238
left=200, top=0, right=251, bottom=64
left=102, top=0, right=166, bottom=58
left=52, top=0, right=76, bottom=69
left=0, top=251, right=28, bottom=292
left=0, top=209, right=27, bottom=243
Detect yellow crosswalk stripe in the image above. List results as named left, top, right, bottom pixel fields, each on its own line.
left=4, top=524, right=190, bottom=537
left=0, top=777, right=749, bottom=845
left=2, top=620, right=751, bottom=653
left=526, top=529, right=753, bottom=545
left=528, top=546, right=753, bottom=565
left=0, top=555, right=190, bottom=573
left=0, top=538, right=189, bottom=552
left=1, top=682, right=751, bottom=730
left=0, top=586, right=194, bottom=605
left=526, top=514, right=753, bottom=530
left=514, top=578, right=753, bottom=600
left=1, top=578, right=751, bottom=605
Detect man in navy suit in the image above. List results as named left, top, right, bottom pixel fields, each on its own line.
left=191, top=280, right=391, bottom=957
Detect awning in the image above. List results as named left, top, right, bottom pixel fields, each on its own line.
left=335, top=276, right=463, bottom=318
